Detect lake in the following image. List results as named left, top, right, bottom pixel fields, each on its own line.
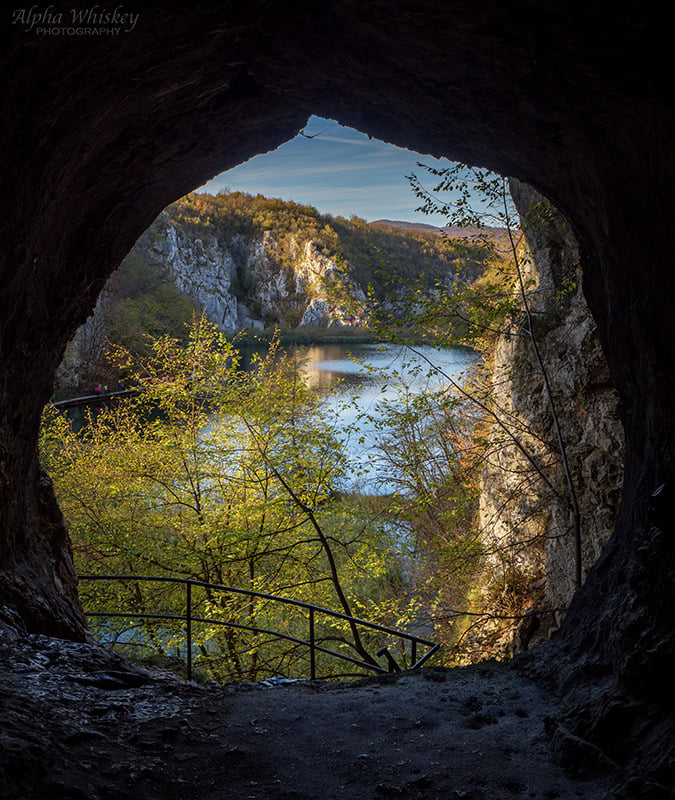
left=292, top=342, right=479, bottom=493
left=60, top=340, right=477, bottom=494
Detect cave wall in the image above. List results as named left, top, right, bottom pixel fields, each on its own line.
left=2, top=0, right=674, bottom=771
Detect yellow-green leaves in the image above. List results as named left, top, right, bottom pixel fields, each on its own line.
left=41, top=319, right=407, bottom=681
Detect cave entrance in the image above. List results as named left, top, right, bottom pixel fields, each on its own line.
left=45, top=111, right=625, bottom=675
left=4, top=9, right=673, bottom=741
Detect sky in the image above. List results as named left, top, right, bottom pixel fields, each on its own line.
left=197, top=116, right=462, bottom=226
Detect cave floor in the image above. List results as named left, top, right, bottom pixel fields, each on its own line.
left=0, top=627, right=615, bottom=800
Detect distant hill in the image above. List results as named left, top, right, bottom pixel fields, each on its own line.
left=370, top=219, right=443, bottom=234
left=370, top=219, right=509, bottom=243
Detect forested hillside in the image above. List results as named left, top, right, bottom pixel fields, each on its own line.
left=166, top=191, right=486, bottom=297
left=56, top=191, right=491, bottom=394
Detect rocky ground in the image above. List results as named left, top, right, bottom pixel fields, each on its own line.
left=0, top=621, right=622, bottom=800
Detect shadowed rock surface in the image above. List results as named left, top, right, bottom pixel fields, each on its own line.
left=1, top=1, right=673, bottom=791
left=0, top=625, right=620, bottom=800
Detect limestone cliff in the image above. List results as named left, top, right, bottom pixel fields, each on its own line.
left=55, top=289, right=114, bottom=394
left=157, top=221, right=240, bottom=331
left=55, top=215, right=371, bottom=393
left=147, top=215, right=365, bottom=332
left=468, top=181, right=625, bottom=660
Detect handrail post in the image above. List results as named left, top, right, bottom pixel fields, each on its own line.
left=377, top=646, right=401, bottom=672
left=186, top=581, right=192, bottom=682
left=309, top=607, right=316, bottom=680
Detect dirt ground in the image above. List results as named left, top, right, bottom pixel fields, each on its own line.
left=0, top=624, right=618, bottom=800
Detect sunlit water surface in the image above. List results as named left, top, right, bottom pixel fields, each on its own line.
left=293, top=342, right=478, bottom=493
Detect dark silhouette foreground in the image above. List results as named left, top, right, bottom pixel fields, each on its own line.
left=0, top=624, right=623, bottom=800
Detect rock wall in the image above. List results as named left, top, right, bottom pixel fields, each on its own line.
left=70, top=215, right=367, bottom=347
left=158, top=221, right=240, bottom=331
left=54, top=289, right=114, bottom=394
left=474, top=180, right=625, bottom=657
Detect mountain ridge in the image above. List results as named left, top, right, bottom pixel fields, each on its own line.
left=370, top=218, right=509, bottom=242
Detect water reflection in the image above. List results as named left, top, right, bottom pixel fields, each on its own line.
left=294, top=342, right=478, bottom=493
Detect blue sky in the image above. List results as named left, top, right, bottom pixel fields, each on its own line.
left=197, top=116, right=461, bottom=226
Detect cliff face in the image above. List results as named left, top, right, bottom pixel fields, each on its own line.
left=150, top=217, right=353, bottom=331
left=55, top=290, right=113, bottom=394
left=55, top=215, right=370, bottom=391
left=158, top=221, right=240, bottom=331
left=472, top=180, right=625, bottom=658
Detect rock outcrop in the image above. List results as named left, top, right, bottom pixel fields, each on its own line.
left=150, top=216, right=373, bottom=331
left=158, top=222, right=240, bottom=331
left=55, top=289, right=115, bottom=394
left=472, top=181, right=625, bottom=659
left=63, top=214, right=371, bottom=359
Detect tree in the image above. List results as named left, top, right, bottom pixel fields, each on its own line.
left=40, top=318, right=410, bottom=680
left=366, top=364, right=485, bottom=652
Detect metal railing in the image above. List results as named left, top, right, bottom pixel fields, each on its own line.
left=79, top=574, right=439, bottom=681
left=51, top=388, right=139, bottom=409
